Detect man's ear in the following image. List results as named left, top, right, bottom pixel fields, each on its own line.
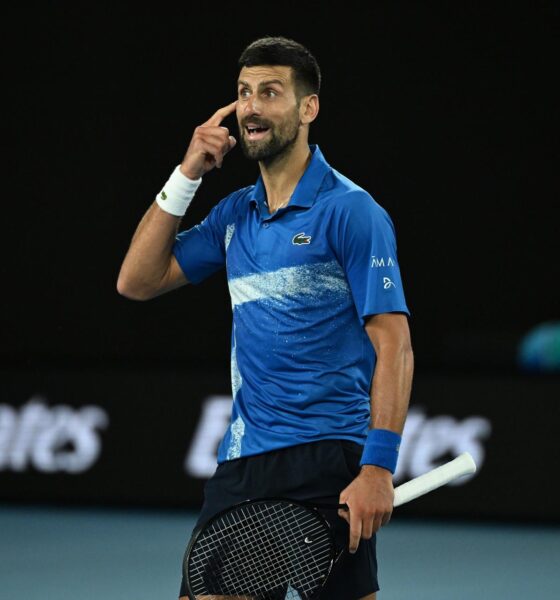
left=300, top=94, right=319, bottom=125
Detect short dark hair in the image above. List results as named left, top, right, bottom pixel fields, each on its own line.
left=238, top=36, right=321, bottom=98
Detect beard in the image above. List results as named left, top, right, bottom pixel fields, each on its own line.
left=238, top=108, right=301, bottom=164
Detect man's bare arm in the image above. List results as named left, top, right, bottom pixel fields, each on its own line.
left=365, top=312, right=413, bottom=434
left=338, top=312, right=414, bottom=553
left=116, top=101, right=237, bottom=300
left=117, top=204, right=188, bottom=300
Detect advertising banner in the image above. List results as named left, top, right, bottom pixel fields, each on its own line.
left=1, top=369, right=558, bottom=521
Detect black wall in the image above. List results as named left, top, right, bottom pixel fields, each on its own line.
left=4, top=2, right=558, bottom=372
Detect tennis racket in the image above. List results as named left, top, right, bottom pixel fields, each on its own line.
left=183, top=452, right=476, bottom=600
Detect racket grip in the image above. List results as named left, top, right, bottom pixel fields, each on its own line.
left=393, top=452, right=477, bottom=507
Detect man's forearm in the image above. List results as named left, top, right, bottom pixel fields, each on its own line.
left=369, top=342, right=414, bottom=434
left=117, top=102, right=237, bottom=301
left=339, top=325, right=414, bottom=541
left=117, top=201, right=181, bottom=299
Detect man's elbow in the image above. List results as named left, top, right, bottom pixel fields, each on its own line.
left=401, top=335, right=414, bottom=356
left=116, top=275, right=155, bottom=301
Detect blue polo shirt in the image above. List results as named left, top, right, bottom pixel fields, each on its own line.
left=173, top=145, right=409, bottom=463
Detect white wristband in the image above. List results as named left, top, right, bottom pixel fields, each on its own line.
left=155, top=165, right=202, bottom=216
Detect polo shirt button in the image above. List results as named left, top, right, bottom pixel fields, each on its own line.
left=263, top=222, right=269, bottom=228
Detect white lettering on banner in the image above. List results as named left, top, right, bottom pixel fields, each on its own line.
left=184, top=396, right=233, bottom=478
left=394, top=407, right=491, bottom=484
left=184, top=398, right=491, bottom=482
left=0, top=396, right=108, bottom=473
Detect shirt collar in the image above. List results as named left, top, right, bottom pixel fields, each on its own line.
left=250, top=144, right=331, bottom=218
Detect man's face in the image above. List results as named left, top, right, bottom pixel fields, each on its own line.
left=236, top=65, right=302, bottom=162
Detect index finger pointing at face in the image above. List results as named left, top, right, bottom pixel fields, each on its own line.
left=203, top=101, right=238, bottom=127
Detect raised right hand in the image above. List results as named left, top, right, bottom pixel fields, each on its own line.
left=180, top=101, right=238, bottom=180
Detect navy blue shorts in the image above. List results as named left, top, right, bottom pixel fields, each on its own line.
left=179, top=440, right=379, bottom=599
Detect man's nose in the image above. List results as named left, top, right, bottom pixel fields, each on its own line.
left=243, top=93, right=262, bottom=114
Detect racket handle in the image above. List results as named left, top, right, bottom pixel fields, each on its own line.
left=393, top=452, right=477, bottom=507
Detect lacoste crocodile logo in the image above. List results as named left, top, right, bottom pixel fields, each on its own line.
left=292, top=232, right=312, bottom=245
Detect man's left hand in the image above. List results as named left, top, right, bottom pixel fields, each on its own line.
left=337, top=465, right=394, bottom=554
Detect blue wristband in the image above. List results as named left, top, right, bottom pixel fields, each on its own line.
left=360, top=429, right=402, bottom=474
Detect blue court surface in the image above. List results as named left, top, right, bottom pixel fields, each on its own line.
left=0, top=504, right=558, bottom=599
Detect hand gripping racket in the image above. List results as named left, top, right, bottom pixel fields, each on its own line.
left=183, top=452, right=476, bottom=600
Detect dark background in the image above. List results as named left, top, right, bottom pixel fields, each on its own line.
left=4, top=2, right=558, bottom=374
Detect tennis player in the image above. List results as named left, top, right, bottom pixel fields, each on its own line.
left=118, top=36, right=414, bottom=600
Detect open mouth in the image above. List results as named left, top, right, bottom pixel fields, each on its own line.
left=245, top=124, right=270, bottom=141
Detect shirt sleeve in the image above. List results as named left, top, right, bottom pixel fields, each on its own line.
left=333, top=191, right=410, bottom=324
left=172, top=195, right=231, bottom=285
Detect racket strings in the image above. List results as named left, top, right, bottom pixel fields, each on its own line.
left=193, top=506, right=320, bottom=597
left=186, top=501, right=335, bottom=599
left=194, top=505, right=329, bottom=584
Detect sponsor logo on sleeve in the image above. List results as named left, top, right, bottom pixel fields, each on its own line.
left=371, top=256, right=395, bottom=268
left=383, top=277, right=396, bottom=289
